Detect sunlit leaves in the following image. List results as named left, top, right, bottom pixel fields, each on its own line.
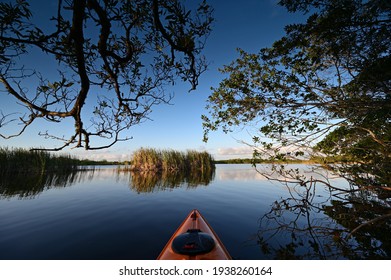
left=203, top=0, right=390, bottom=189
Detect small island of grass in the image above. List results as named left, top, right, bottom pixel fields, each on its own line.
left=127, top=148, right=215, bottom=173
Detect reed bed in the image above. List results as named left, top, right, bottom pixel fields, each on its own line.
left=0, top=147, right=79, bottom=175
left=129, top=148, right=215, bottom=173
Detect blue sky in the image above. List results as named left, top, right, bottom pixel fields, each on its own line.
left=0, top=0, right=305, bottom=161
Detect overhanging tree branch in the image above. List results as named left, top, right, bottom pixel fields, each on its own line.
left=203, top=0, right=390, bottom=190
left=0, top=0, right=213, bottom=150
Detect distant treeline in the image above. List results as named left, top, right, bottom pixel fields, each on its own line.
left=214, top=158, right=311, bottom=164
left=214, top=158, right=261, bottom=164
left=77, top=159, right=121, bottom=165
left=214, top=156, right=348, bottom=165
left=1, top=147, right=348, bottom=176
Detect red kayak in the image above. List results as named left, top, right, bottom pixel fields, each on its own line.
left=157, top=209, right=231, bottom=260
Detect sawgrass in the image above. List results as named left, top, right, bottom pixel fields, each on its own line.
left=0, top=147, right=79, bottom=175
left=129, top=148, right=215, bottom=173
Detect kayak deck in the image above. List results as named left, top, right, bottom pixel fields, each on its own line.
left=157, top=209, right=231, bottom=260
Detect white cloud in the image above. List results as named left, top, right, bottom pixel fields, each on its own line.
left=216, top=146, right=254, bottom=159
left=72, top=150, right=130, bottom=162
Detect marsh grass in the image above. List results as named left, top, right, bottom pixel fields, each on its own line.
left=0, top=147, right=79, bottom=175
left=128, top=148, right=215, bottom=173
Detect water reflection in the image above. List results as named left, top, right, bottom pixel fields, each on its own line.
left=0, top=167, right=96, bottom=199
left=216, top=164, right=266, bottom=181
left=120, top=168, right=215, bottom=193
left=1, top=164, right=390, bottom=259
left=0, top=166, right=216, bottom=199
left=256, top=178, right=391, bottom=259
left=324, top=190, right=391, bottom=259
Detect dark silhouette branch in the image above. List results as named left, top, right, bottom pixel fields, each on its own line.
left=346, top=212, right=391, bottom=240
left=0, top=0, right=213, bottom=150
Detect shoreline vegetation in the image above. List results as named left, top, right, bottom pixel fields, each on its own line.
left=214, top=156, right=345, bottom=165
left=0, top=147, right=116, bottom=175
left=0, top=147, right=80, bottom=175
left=124, top=148, right=215, bottom=172
left=0, top=147, right=216, bottom=174
left=1, top=146, right=347, bottom=175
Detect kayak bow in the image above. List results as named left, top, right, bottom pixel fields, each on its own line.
left=157, top=209, right=231, bottom=260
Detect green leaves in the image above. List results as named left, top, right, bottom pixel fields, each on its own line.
left=203, top=0, right=390, bottom=188
left=0, top=0, right=31, bottom=25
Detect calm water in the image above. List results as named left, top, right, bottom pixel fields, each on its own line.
left=0, top=164, right=389, bottom=259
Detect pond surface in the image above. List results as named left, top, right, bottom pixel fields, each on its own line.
left=0, top=164, right=389, bottom=259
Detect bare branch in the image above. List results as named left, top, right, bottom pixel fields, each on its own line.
left=0, top=0, right=213, bottom=150
left=346, top=212, right=391, bottom=240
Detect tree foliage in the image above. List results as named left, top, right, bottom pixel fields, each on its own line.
left=0, top=0, right=213, bottom=150
left=203, top=0, right=390, bottom=189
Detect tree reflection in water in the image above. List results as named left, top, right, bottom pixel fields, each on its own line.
left=2, top=163, right=389, bottom=259
left=256, top=168, right=391, bottom=259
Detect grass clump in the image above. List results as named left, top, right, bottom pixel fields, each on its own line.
left=130, top=148, right=215, bottom=173
left=0, top=147, right=79, bottom=175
